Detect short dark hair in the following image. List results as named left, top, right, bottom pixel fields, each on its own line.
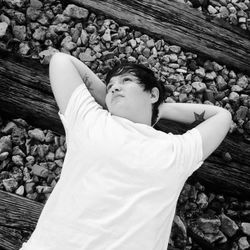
left=105, top=62, right=166, bottom=126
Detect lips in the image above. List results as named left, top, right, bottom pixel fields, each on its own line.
left=112, top=94, right=124, bottom=102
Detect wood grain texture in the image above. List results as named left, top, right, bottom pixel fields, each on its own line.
left=0, top=49, right=64, bottom=135
left=69, top=0, right=250, bottom=75
left=0, top=190, right=43, bottom=250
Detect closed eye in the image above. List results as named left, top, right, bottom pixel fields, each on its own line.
left=106, top=84, right=113, bottom=92
left=123, top=77, right=132, bottom=82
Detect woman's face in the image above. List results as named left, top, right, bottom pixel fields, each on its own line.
left=105, top=73, right=155, bottom=123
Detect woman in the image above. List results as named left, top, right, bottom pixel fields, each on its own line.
left=20, top=52, right=232, bottom=250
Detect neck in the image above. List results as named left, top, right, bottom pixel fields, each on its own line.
left=127, top=109, right=152, bottom=126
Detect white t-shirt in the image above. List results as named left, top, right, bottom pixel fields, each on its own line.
left=21, top=84, right=203, bottom=250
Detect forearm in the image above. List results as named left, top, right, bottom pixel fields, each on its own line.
left=159, top=102, right=232, bottom=160
left=158, top=102, right=229, bottom=125
left=55, top=53, right=107, bottom=108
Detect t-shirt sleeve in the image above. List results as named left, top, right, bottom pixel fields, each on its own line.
left=57, top=84, right=103, bottom=133
left=171, top=128, right=204, bottom=178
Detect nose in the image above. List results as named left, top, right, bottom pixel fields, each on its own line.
left=111, top=83, right=121, bottom=93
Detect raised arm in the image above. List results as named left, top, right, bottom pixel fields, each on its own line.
left=158, top=103, right=232, bottom=160
left=49, top=52, right=107, bottom=115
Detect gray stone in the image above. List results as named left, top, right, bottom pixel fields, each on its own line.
left=229, top=70, right=237, bottom=79
left=3, top=178, right=18, bottom=192
left=36, top=185, right=53, bottom=194
left=146, top=39, right=155, bottom=49
left=118, top=26, right=127, bottom=38
left=197, top=217, right=221, bottom=234
left=219, top=6, right=229, bottom=19
left=102, top=28, right=111, bottom=42
left=141, top=47, right=150, bottom=58
left=0, top=152, right=9, bottom=161
left=13, top=25, right=26, bottom=41
left=222, top=152, right=232, bottom=162
left=229, top=13, right=238, bottom=25
left=15, top=185, right=24, bottom=196
left=231, top=85, right=243, bottom=92
left=205, top=71, right=217, bottom=80
left=0, top=14, right=10, bottom=25
left=1, top=121, right=17, bottom=134
left=178, top=93, right=188, bottom=102
left=204, top=89, right=215, bottom=103
left=155, top=40, right=162, bottom=51
left=79, top=49, right=96, bottom=62
left=80, top=29, right=88, bottom=45
left=19, top=42, right=30, bottom=55
left=52, top=23, right=69, bottom=33
left=53, top=14, right=71, bottom=25
left=25, top=181, right=35, bottom=194
left=169, top=45, right=181, bottom=54
left=55, top=147, right=65, bottom=160
left=195, top=67, right=206, bottom=78
left=237, top=75, right=248, bottom=89
left=140, top=34, right=149, bottom=43
left=196, top=193, right=208, bottom=209
left=128, top=39, right=137, bottom=49
left=26, top=155, right=35, bottom=166
left=204, top=60, right=214, bottom=71
left=4, top=0, right=26, bottom=8
left=208, top=5, right=218, bottom=14
left=204, top=230, right=227, bottom=244
left=192, top=82, right=207, bottom=93
left=85, top=24, right=96, bottom=34
left=45, top=152, right=55, bottom=162
left=216, top=75, right=227, bottom=90
left=26, top=7, right=42, bottom=21
left=28, top=128, right=45, bottom=142
left=220, top=213, right=239, bottom=237
left=36, top=144, right=44, bottom=159
left=12, top=146, right=25, bottom=157
left=0, top=22, right=8, bottom=38
left=30, top=0, right=43, bottom=9
left=228, top=5, right=236, bottom=14
left=176, top=68, right=187, bottom=74
left=12, top=155, right=24, bottom=166
left=168, top=53, right=178, bottom=62
left=26, top=192, right=38, bottom=201
left=168, top=63, right=179, bottom=69
left=239, top=17, right=247, bottom=24
left=236, top=106, right=248, bottom=121
left=235, top=2, right=248, bottom=11
left=13, top=118, right=28, bottom=128
left=55, top=159, right=63, bottom=168
left=238, top=237, right=250, bottom=250
left=63, top=4, right=89, bottom=20
left=45, top=130, right=55, bottom=143
left=61, top=36, right=76, bottom=51
left=241, top=222, right=250, bottom=236
left=0, top=135, right=12, bottom=154
left=33, top=26, right=47, bottom=41
left=229, top=92, right=240, bottom=103
left=31, top=164, right=49, bottom=178
left=37, top=13, right=50, bottom=26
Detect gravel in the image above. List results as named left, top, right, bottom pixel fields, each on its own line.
left=0, top=0, right=250, bottom=249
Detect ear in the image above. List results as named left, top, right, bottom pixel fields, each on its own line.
left=150, top=87, right=160, bottom=104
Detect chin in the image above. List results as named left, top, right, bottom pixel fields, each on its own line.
left=110, top=108, right=130, bottom=120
